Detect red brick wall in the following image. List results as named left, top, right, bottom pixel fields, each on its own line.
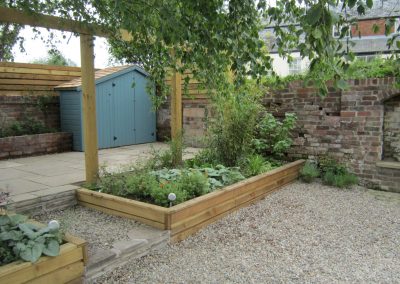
left=157, top=77, right=400, bottom=193
left=0, top=132, right=72, bottom=160
left=264, top=78, right=400, bottom=193
left=0, top=94, right=60, bottom=130
left=351, top=18, right=396, bottom=37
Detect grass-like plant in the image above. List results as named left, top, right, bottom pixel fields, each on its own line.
left=300, top=161, right=320, bottom=183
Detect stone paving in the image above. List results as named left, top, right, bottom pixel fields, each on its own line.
left=0, top=142, right=199, bottom=205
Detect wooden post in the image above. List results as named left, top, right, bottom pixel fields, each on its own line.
left=80, top=34, right=99, bottom=183
left=170, top=64, right=183, bottom=165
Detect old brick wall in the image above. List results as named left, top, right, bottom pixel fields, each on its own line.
left=264, top=77, right=400, bottom=193
left=0, top=94, right=60, bottom=130
left=0, top=132, right=72, bottom=159
left=157, top=97, right=211, bottom=147
left=157, top=77, right=400, bottom=193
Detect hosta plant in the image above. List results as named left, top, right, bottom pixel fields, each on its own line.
left=0, top=213, right=62, bottom=264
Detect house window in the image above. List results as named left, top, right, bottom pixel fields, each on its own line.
left=356, top=55, right=376, bottom=62
left=288, top=58, right=302, bottom=75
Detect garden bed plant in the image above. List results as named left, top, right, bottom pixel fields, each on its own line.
left=89, top=82, right=297, bottom=208
left=79, top=81, right=303, bottom=240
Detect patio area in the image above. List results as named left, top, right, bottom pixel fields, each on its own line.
left=0, top=142, right=199, bottom=211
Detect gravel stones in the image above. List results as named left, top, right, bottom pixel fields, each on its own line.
left=34, top=205, right=145, bottom=256
left=95, top=182, right=400, bottom=283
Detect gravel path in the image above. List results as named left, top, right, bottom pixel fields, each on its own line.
left=96, top=181, right=400, bottom=283
left=34, top=206, right=145, bottom=256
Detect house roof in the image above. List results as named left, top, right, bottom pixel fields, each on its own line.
left=55, top=65, right=149, bottom=90
left=334, top=0, right=400, bottom=20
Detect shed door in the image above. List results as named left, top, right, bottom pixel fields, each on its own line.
left=96, top=81, right=115, bottom=149
left=112, top=75, right=135, bottom=147
left=134, top=73, right=156, bottom=144
left=96, top=75, right=135, bottom=149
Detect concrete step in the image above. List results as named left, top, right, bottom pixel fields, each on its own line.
left=84, top=226, right=170, bottom=283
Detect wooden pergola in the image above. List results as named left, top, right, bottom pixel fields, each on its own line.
left=0, top=7, right=183, bottom=183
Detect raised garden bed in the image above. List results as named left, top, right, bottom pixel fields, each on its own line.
left=0, top=132, right=72, bottom=160
left=0, top=232, right=87, bottom=284
left=77, top=160, right=305, bottom=242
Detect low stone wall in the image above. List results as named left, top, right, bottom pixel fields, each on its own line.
left=0, top=132, right=72, bottom=160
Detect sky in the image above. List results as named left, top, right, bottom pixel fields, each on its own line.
left=12, top=27, right=114, bottom=68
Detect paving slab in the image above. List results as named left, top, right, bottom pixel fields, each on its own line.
left=0, top=168, right=39, bottom=180
left=0, top=179, right=49, bottom=195
left=0, top=142, right=200, bottom=207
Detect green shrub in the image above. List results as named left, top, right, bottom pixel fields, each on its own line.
left=205, top=87, right=261, bottom=166
left=253, top=112, right=297, bottom=157
left=125, top=172, right=159, bottom=200
left=322, top=170, right=358, bottom=188
left=241, top=154, right=274, bottom=177
left=0, top=214, right=62, bottom=264
left=0, top=117, right=55, bottom=138
left=300, top=161, right=320, bottom=183
left=150, top=182, right=188, bottom=207
left=179, top=172, right=209, bottom=199
left=319, top=157, right=358, bottom=188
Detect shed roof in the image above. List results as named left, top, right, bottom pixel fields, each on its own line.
left=55, top=65, right=149, bottom=90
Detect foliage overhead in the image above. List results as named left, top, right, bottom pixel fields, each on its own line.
left=0, top=0, right=398, bottom=97
left=32, top=49, right=77, bottom=66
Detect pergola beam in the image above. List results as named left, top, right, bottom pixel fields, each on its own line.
left=0, top=7, right=105, bottom=183
left=0, top=7, right=109, bottom=37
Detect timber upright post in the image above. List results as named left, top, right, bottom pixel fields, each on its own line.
left=80, top=34, right=99, bottom=183
left=170, top=63, right=183, bottom=165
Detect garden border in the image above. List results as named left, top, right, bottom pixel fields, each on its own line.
left=0, top=232, right=87, bottom=284
left=77, top=160, right=305, bottom=242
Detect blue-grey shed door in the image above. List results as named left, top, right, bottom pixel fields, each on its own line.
left=96, top=81, right=115, bottom=149
left=134, top=72, right=156, bottom=144
left=96, top=74, right=135, bottom=148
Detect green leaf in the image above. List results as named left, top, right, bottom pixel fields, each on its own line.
left=306, top=5, right=323, bottom=25
left=43, top=239, right=60, bottom=257
left=18, top=223, right=37, bottom=240
left=312, top=29, right=322, bottom=39
left=366, top=0, right=373, bottom=8
left=0, top=215, right=10, bottom=226
left=348, top=0, right=357, bottom=8
left=9, top=214, right=28, bottom=226
left=396, top=41, right=400, bottom=49
left=336, top=79, right=348, bottom=90
left=20, top=243, right=44, bottom=263
left=0, top=230, right=23, bottom=241
left=372, top=24, right=380, bottom=34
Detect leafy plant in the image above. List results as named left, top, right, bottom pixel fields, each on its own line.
left=300, top=161, right=320, bottom=183
left=253, top=112, right=297, bottom=157
left=319, top=157, right=358, bottom=188
left=0, top=116, right=55, bottom=138
left=241, top=154, right=274, bottom=177
left=0, top=214, right=62, bottom=264
left=205, top=84, right=262, bottom=166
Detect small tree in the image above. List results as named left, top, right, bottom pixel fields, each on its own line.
left=32, top=49, right=76, bottom=66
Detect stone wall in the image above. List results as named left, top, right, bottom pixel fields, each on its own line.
left=0, top=94, right=60, bottom=130
left=263, top=78, right=400, bottom=192
left=0, top=132, right=72, bottom=160
left=157, top=77, right=400, bottom=193
left=157, top=97, right=211, bottom=147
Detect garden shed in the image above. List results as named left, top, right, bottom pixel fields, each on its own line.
left=56, top=65, right=156, bottom=151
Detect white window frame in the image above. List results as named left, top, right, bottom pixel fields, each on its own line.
left=288, top=57, right=302, bottom=75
